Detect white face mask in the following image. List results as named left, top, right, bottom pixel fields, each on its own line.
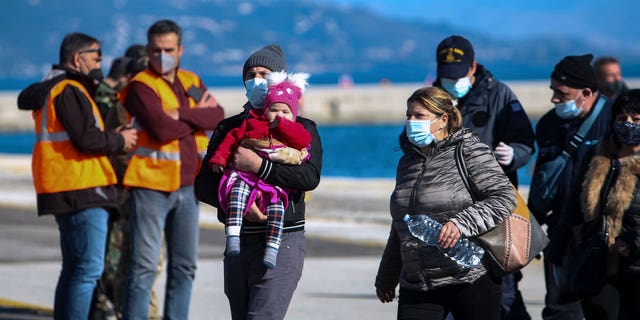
left=244, top=78, right=269, bottom=108
left=441, top=77, right=472, bottom=99
left=554, top=93, right=584, bottom=119
left=150, top=52, right=175, bottom=75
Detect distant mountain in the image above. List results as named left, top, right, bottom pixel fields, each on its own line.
left=3, top=0, right=640, bottom=89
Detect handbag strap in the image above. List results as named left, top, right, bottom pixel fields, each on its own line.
left=564, top=96, right=607, bottom=157
left=454, top=142, right=477, bottom=203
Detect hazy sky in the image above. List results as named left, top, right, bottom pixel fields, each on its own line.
left=325, top=0, right=639, bottom=44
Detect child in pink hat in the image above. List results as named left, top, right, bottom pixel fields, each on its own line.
left=209, top=72, right=311, bottom=268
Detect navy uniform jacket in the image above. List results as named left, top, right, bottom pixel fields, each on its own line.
left=435, top=64, right=535, bottom=187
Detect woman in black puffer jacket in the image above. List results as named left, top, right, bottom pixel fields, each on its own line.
left=375, top=86, right=516, bottom=320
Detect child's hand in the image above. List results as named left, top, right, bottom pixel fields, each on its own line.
left=210, top=163, right=224, bottom=173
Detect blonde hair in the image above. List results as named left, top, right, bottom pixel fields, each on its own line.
left=407, top=86, right=462, bottom=133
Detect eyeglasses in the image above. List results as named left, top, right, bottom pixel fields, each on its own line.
left=79, top=48, right=102, bottom=57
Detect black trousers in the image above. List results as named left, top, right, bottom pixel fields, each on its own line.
left=582, top=273, right=640, bottom=320
left=398, top=274, right=502, bottom=320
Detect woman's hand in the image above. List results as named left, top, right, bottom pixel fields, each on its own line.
left=611, top=239, right=630, bottom=257
left=438, top=221, right=461, bottom=249
left=376, top=288, right=395, bottom=303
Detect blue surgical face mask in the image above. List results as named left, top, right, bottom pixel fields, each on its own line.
left=554, top=93, right=584, bottom=119
left=244, top=78, right=269, bottom=108
left=441, top=77, right=472, bottom=99
left=406, top=120, right=435, bottom=147
left=614, top=121, right=640, bottom=145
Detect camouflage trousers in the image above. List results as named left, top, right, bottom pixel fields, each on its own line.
left=91, top=189, right=165, bottom=320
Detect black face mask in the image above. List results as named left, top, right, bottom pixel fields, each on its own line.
left=87, top=68, right=104, bottom=82
left=603, top=81, right=623, bottom=96
left=614, top=121, right=640, bottom=146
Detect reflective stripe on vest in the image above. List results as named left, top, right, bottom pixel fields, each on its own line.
left=32, top=79, right=117, bottom=194
left=123, top=69, right=203, bottom=191
left=35, top=92, right=102, bottom=143
left=135, top=146, right=181, bottom=161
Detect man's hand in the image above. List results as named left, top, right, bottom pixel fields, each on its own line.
left=244, top=201, right=267, bottom=222
left=119, top=127, right=138, bottom=151
left=233, top=146, right=263, bottom=173
left=165, top=109, right=179, bottom=120
left=494, top=142, right=514, bottom=166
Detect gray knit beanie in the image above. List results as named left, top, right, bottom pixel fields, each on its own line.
left=242, top=44, right=287, bottom=82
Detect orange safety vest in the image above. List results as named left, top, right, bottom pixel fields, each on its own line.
left=32, top=79, right=117, bottom=194
left=123, top=69, right=209, bottom=192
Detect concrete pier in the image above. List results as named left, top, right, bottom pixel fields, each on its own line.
left=3, top=79, right=639, bottom=131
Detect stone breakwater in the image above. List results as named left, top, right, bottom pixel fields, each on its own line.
left=3, top=79, right=639, bottom=131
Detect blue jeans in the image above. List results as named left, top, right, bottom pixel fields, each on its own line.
left=54, top=207, right=109, bottom=320
left=124, top=186, right=199, bottom=320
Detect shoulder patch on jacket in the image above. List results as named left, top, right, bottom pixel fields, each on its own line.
left=510, top=101, right=523, bottom=112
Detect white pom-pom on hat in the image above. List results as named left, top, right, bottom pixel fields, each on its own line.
left=267, top=71, right=310, bottom=93
left=264, top=71, right=311, bottom=118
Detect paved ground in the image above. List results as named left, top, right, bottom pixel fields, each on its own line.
left=0, top=205, right=546, bottom=320
left=0, top=154, right=546, bottom=319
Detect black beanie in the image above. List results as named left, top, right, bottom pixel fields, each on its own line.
left=242, top=44, right=287, bottom=82
left=551, top=54, right=598, bottom=91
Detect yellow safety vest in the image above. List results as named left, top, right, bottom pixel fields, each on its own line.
left=32, top=79, right=117, bottom=194
left=123, top=69, right=208, bottom=192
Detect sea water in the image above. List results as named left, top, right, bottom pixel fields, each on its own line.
left=0, top=125, right=534, bottom=185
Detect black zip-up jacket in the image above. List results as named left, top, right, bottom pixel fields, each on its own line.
left=195, top=106, right=322, bottom=234
left=534, top=95, right=613, bottom=263
left=434, top=65, right=535, bottom=187
left=17, top=65, right=124, bottom=216
left=532, top=94, right=612, bottom=229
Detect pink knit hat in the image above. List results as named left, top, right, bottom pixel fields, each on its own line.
left=263, top=72, right=310, bottom=119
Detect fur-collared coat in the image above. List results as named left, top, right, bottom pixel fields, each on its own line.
left=582, top=138, right=640, bottom=274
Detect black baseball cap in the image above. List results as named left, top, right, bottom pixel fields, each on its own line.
left=436, top=35, right=475, bottom=79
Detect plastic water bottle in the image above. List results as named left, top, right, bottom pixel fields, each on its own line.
left=403, top=214, right=485, bottom=268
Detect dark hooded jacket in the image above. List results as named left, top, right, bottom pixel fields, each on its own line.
left=375, top=128, right=515, bottom=291
left=17, top=65, right=124, bottom=216
left=434, top=65, right=535, bottom=187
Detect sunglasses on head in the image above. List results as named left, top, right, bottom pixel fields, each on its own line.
left=79, top=48, right=102, bottom=57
